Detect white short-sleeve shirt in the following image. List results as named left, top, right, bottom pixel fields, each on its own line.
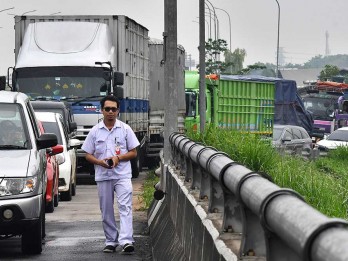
left=81, top=120, right=140, bottom=181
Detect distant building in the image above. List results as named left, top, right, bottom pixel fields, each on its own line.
left=185, top=53, right=196, bottom=70
left=279, top=68, right=323, bottom=88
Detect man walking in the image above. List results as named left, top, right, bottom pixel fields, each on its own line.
left=82, top=95, right=139, bottom=254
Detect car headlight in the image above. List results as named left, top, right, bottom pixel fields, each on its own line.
left=0, top=176, right=37, bottom=196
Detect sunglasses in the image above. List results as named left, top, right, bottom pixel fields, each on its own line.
left=103, top=107, right=119, bottom=112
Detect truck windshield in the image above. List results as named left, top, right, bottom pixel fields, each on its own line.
left=14, top=67, right=109, bottom=100
left=302, top=95, right=338, bottom=120
left=185, top=92, right=196, bottom=117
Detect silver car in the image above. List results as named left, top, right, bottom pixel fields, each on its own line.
left=272, top=125, right=313, bottom=153
left=0, top=91, right=57, bottom=254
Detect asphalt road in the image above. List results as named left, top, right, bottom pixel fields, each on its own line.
left=0, top=171, right=153, bottom=261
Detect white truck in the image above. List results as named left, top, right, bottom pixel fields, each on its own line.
left=8, top=15, right=185, bottom=176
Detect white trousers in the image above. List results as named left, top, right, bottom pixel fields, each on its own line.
left=97, top=179, right=133, bottom=246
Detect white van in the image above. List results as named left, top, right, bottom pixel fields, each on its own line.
left=35, top=112, right=80, bottom=201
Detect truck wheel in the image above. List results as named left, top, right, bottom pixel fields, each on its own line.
left=131, top=157, right=139, bottom=179
left=137, top=146, right=143, bottom=172
left=22, top=201, right=43, bottom=254
left=147, top=157, right=159, bottom=169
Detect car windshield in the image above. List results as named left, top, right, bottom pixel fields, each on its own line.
left=0, top=103, right=29, bottom=149
left=41, top=121, right=63, bottom=145
left=327, top=129, right=348, bottom=142
left=272, top=127, right=283, bottom=141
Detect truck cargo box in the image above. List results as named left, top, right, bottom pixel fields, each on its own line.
left=220, top=75, right=313, bottom=134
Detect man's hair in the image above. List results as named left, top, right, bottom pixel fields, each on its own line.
left=100, top=95, right=120, bottom=109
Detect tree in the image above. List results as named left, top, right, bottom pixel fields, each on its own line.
left=304, top=54, right=348, bottom=68
left=223, top=48, right=247, bottom=75
left=319, top=64, right=340, bottom=81
left=201, top=38, right=232, bottom=74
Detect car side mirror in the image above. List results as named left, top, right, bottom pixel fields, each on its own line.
left=69, top=138, right=80, bottom=148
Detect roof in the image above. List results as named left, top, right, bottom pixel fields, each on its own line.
left=35, top=111, right=61, bottom=123
left=31, top=100, right=70, bottom=109
left=16, top=22, right=115, bottom=68
left=0, top=91, right=28, bottom=103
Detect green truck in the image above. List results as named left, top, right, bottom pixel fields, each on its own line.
left=185, top=71, right=313, bottom=135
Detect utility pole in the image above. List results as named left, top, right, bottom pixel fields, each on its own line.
left=199, top=0, right=206, bottom=133
left=275, top=0, right=280, bottom=77
left=163, top=0, right=178, bottom=164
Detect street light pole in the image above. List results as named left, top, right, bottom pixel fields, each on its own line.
left=193, top=19, right=210, bottom=40
left=275, top=0, right=280, bottom=77
left=215, top=7, right=231, bottom=52
left=0, top=7, right=14, bottom=13
left=204, top=3, right=212, bottom=40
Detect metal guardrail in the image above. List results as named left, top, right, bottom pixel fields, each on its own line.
left=168, top=132, right=348, bottom=261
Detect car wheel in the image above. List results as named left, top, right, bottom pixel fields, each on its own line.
left=72, top=182, right=76, bottom=196
left=54, top=193, right=59, bottom=207
left=72, top=169, right=77, bottom=196
left=22, top=199, right=44, bottom=254
left=45, top=187, right=55, bottom=213
left=60, top=182, right=72, bottom=201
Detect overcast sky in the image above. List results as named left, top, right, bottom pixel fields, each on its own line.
left=0, top=0, right=347, bottom=75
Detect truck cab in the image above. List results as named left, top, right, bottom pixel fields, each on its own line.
left=184, top=71, right=212, bottom=131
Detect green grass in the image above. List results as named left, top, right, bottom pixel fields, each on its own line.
left=139, top=170, right=159, bottom=210
left=187, top=126, right=348, bottom=219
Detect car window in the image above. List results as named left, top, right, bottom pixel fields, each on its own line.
left=272, top=128, right=283, bottom=140
left=0, top=103, right=30, bottom=148
left=58, top=116, right=69, bottom=144
left=327, top=129, right=348, bottom=142
left=300, top=129, right=310, bottom=139
left=292, top=128, right=302, bottom=140
left=283, top=129, right=293, bottom=140
left=41, top=121, right=63, bottom=145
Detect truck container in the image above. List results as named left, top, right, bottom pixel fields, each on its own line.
left=185, top=72, right=313, bottom=136
left=8, top=15, right=185, bottom=176
left=147, top=39, right=186, bottom=167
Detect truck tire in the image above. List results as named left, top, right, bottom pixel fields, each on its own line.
left=22, top=201, right=44, bottom=254
left=137, top=146, right=143, bottom=172
left=131, top=157, right=139, bottom=179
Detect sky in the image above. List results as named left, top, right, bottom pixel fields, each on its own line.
left=0, top=0, right=348, bottom=75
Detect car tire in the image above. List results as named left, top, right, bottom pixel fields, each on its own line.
left=54, top=193, right=59, bottom=207
left=72, top=169, right=77, bottom=196
left=22, top=199, right=44, bottom=254
left=72, top=182, right=76, bottom=196
left=60, top=182, right=72, bottom=201
left=45, top=187, right=55, bottom=213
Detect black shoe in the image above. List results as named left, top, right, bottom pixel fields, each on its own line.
left=103, top=245, right=116, bottom=253
left=122, top=243, right=134, bottom=254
